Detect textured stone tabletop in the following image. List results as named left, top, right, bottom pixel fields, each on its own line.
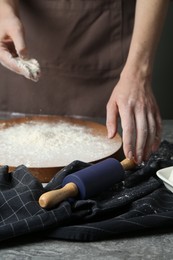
left=0, top=117, right=172, bottom=260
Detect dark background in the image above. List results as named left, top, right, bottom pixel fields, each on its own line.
left=153, top=2, right=173, bottom=119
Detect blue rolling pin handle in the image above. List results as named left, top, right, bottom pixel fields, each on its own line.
left=62, top=158, right=124, bottom=200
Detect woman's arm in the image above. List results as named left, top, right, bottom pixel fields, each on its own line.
left=106, top=0, right=169, bottom=164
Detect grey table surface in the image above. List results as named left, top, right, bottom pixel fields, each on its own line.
left=0, top=114, right=172, bottom=260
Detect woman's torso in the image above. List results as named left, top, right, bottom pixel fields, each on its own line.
left=0, top=0, right=136, bottom=117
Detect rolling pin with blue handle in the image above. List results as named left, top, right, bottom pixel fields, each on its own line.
left=39, top=158, right=136, bottom=209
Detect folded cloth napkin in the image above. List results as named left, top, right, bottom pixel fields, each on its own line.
left=0, top=140, right=173, bottom=242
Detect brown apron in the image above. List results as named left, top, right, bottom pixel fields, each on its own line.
left=0, top=0, right=136, bottom=117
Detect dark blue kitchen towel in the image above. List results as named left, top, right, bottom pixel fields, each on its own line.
left=0, top=140, right=173, bottom=242
left=0, top=164, right=73, bottom=241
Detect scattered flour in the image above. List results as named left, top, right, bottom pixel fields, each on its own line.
left=0, top=120, right=119, bottom=167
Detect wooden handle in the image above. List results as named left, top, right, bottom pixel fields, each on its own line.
left=120, top=158, right=136, bottom=171
left=39, top=182, right=78, bottom=209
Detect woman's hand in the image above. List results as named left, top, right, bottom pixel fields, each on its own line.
left=106, top=0, right=169, bottom=164
left=106, top=69, right=162, bottom=164
left=0, top=0, right=28, bottom=76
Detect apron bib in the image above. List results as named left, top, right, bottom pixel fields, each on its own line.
left=0, top=0, right=136, bottom=117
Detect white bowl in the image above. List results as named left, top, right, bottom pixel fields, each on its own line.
left=156, top=166, right=173, bottom=193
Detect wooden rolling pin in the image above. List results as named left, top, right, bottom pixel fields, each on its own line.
left=39, top=158, right=136, bottom=209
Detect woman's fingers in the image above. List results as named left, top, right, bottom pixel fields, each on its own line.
left=0, top=16, right=41, bottom=81
left=106, top=100, right=119, bottom=139
left=152, top=109, right=162, bottom=153
left=0, top=46, right=41, bottom=82
left=119, top=107, right=136, bottom=161
left=0, top=45, right=21, bottom=73
left=142, top=111, right=158, bottom=161
left=0, top=2, right=40, bottom=80
left=13, top=57, right=41, bottom=82
left=123, top=104, right=162, bottom=164
left=106, top=79, right=162, bottom=164
left=133, top=108, right=148, bottom=164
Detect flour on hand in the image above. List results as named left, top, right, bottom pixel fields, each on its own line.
left=14, top=57, right=41, bottom=82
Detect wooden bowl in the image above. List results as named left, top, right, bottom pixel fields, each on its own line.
left=0, top=115, right=122, bottom=182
